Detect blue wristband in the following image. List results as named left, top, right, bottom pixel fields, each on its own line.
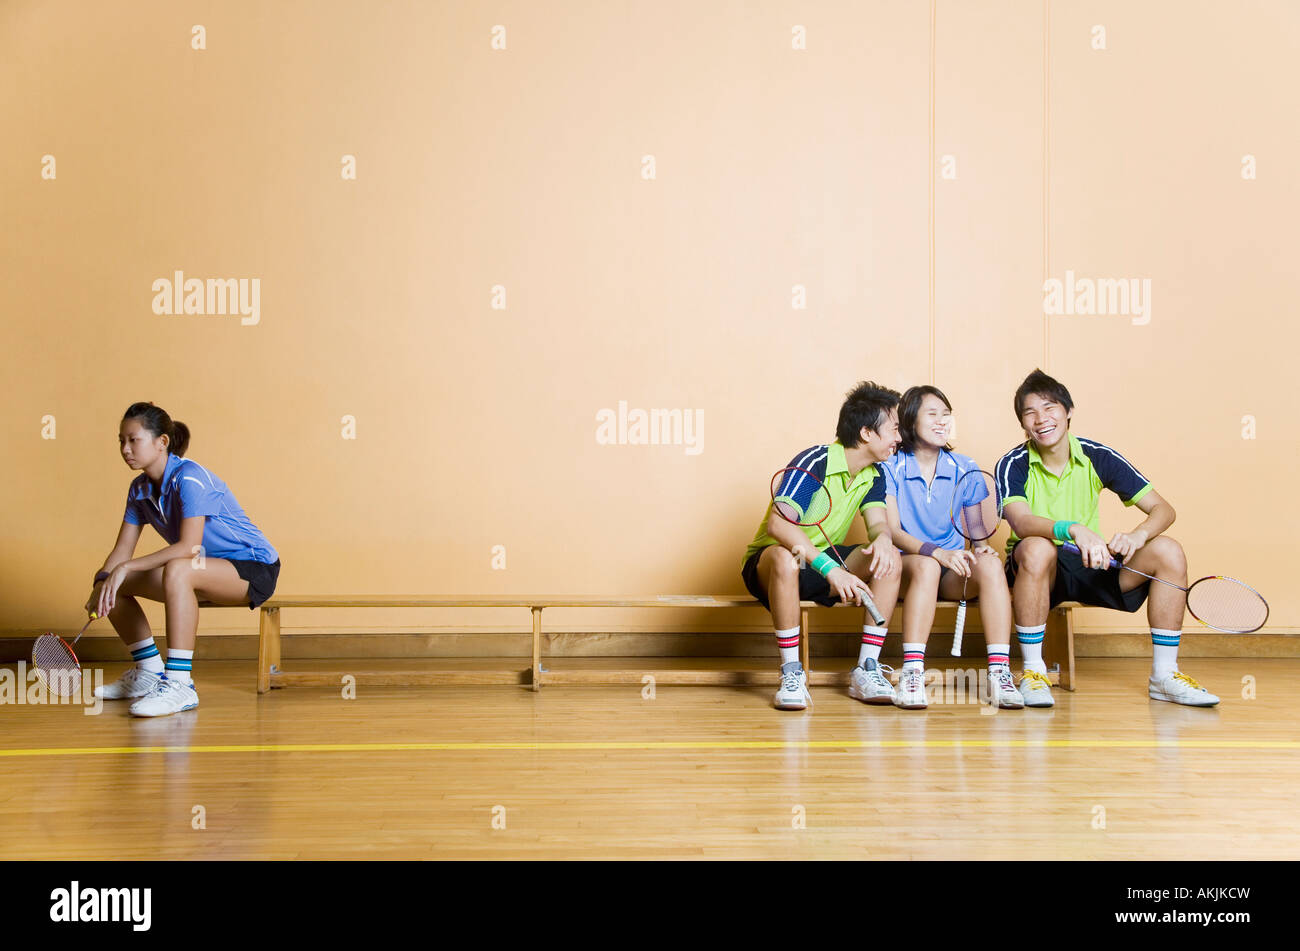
left=1053, top=520, right=1076, bottom=542
left=811, top=552, right=837, bottom=578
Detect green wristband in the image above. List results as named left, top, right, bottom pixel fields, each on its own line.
left=811, top=552, right=837, bottom=578
left=1053, top=520, right=1076, bottom=542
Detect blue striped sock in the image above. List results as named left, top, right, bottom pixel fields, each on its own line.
left=165, top=648, right=194, bottom=685
left=1151, top=628, right=1180, bottom=678
left=1016, top=624, right=1047, bottom=673
left=128, top=638, right=164, bottom=674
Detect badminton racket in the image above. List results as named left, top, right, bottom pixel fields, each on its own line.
left=1061, top=542, right=1267, bottom=634
left=31, top=612, right=99, bottom=697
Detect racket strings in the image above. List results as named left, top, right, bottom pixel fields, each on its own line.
left=1186, top=578, right=1269, bottom=634
left=772, top=469, right=832, bottom=526
left=951, top=470, right=1000, bottom=543
left=32, top=634, right=82, bottom=696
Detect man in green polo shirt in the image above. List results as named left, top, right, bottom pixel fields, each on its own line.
left=741, top=381, right=902, bottom=711
left=995, top=369, right=1218, bottom=708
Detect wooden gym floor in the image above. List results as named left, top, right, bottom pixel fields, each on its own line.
left=1, top=657, right=1297, bottom=860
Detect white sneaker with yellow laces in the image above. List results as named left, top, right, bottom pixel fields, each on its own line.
left=1018, top=668, right=1055, bottom=708
left=1149, top=671, right=1219, bottom=707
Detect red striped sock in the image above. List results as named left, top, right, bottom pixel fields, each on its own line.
left=775, top=626, right=800, bottom=665
left=857, top=625, right=887, bottom=666
left=986, top=643, right=1011, bottom=668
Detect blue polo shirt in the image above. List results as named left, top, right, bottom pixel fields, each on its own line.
left=123, top=453, right=279, bottom=564
left=880, top=449, right=987, bottom=551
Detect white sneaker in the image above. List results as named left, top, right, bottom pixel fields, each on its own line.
left=95, top=666, right=163, bottom=700
left=987, top=665, right=1025, bottom=709
left=774, top=662, right=811, bottom=711
left=894, top=666, right=928, bottom=709
left=1018, top=669, right=1055, bottom=707
left=1149, top=671, right=1219, bottom=707
left=848, top=659, right=896, bottom=705
left=129, top=677, right=199, bottom=717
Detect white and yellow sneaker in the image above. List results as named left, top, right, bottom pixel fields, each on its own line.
left=129, top=677, right=199, bottom=717
left=1149, top=671, right=1219, bottom=707
left=95, top=666, right=163, bottom=700
left=774, top=662, right=811, bottom=711
left=1018, top=668, right=1055, bottom=708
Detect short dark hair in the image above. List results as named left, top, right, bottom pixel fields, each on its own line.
left=898, top=385, right=954, bottom=454
left=837, top=381, right=901, bottom=448
left=1013, top=369, right=1073, bottom=421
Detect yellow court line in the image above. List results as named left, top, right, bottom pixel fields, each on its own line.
left=0, top=739, right=1297, bottom=758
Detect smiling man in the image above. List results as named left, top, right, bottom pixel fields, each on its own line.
left=741, top=381, right=903, bottom=711
left=994, top=370, right=1218, bottom=708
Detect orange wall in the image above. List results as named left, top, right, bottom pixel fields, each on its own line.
left=2, top=0, right=1296, bottom=639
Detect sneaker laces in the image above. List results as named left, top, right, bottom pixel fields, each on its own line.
left=1170, top=671, right=1204, bottom=691
left=140, top=677, right=173, bottom=698
left=1020, top=669, right=1051, bottom=689
left=901, top=667, right=924, bottom=692
left=992, top=666, right=1017, bottom=690
left=868, top=663, right=894, bottom=688
left=781, top=669, right=803, bottom=694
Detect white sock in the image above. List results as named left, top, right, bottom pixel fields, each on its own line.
left=774, top=627, right=801, bottom=666
left=127, top=638, right=165, bottom=674
left=1151, top=629, right=1181, bottom=679
left=1016, top=624, right=1047, bottom=674
left=902, top=642, right=926, bottom=671
left=165, top=648, right=194, bottom=685
left=858, top=625, right=887, bottom=666
left=986, top=643, right=1011, bottom=670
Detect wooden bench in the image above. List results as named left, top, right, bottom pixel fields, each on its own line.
left=252, top=597, right=1078, bottom=694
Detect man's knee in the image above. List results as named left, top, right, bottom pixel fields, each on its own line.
left=1145, top=535, right=1187, bottom=573
left=765, top=547, right=800, bottom=583
left=1015, top=538, right=1057, bottom=575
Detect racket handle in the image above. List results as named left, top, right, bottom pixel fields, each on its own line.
left=1060, top=541, right=1120, bottom=569
left=862, top=592, right=886, bottom=627
left=951, top=601, right=966, bottom=656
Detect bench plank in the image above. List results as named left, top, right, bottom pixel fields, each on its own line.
left=253, top=597, right=1082, bottom=694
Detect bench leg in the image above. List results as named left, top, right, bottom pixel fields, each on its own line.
left=531, top=606, right=543, bottom=691
left=258, top=606, right=280, bottom=694
left=800, top=607, right=811, bottom=673
left=1045, top=607, right=1076, bottom=691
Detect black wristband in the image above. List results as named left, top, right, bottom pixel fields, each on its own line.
left=93, top=570, right=110, bottom=584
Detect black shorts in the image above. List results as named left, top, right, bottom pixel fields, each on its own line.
left=1005, top=544, right=1147, bottom=613
left=229, top=558, right=281, bottom=610
left=741, top=545, right=860, bottom=610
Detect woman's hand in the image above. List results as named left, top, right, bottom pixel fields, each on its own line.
left=97, top=564, right=131, bottom=616
left=84, top=582, right=103, bottom=616
left=932, top=547, right=976, bottom=578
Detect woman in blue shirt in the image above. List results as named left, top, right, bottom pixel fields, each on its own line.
left=85, top=402, right=281, bottom=717
left=881, top=386, right=1022, bottom=711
